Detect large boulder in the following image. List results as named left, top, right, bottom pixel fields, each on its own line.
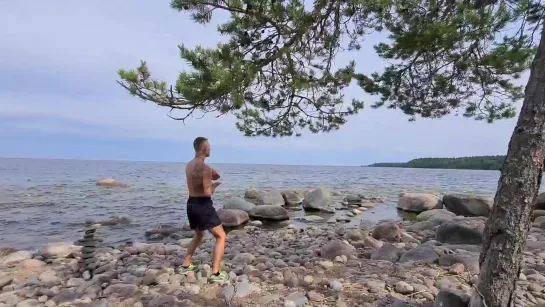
left=0, top=251, right=32, bottom=265
left=281, top=191, right=305, bottom=206
left=372, top=221, right=401, bottom=241
left=443, top=194, right=493, bottom=217
left=320, top=240, right=356, bottom=259
left=416, top=209, right=456, bottom=224
left=436, top=218, right=485, bottom=245
left=246, top=190, right=285, bottom=206
left=223, top=197, right=256, bottom=212
left=302, top=188, right=333, bottom=211
left=96, top=178, right=130, bottom=188
left=249, top=205, right=289, bottom=221
left=397, top=193, right=442, bottom=213
left=217, top=209, right=249, bottom=227
left=371, top=243, right=404, bottom=262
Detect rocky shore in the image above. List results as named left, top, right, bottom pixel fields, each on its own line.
left=2, top=188, right=545, bottom=306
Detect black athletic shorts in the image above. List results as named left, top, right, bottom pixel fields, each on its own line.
left=186, top=196, right=222, bottom=231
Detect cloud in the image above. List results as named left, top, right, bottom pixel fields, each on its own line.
left=0, top=0, right=523, bottom=163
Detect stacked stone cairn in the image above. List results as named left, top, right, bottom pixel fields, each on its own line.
left=77, top=223, right=101, bottom=278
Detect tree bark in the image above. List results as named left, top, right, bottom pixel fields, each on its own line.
left=469, top=25, right=545, bottom=307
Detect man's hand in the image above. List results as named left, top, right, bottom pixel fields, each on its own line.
left=211, top=168, right=220, bottom=181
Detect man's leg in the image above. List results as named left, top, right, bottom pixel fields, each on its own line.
left=182, top=230, right=204, bottom=267
left=209, top=225, right=226, bottom=274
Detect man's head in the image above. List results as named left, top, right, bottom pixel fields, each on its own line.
left=193, top=137, right=210, bottom=157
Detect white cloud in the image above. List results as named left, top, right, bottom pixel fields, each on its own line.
left=0, top=0, right=523, bottom=160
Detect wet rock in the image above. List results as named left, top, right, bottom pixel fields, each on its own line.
left=217, top=208, right=249, bottom=227
left=282, top=191, right=305, bottom=205
left=443, top=194, right=493, bottom=217
left=397, top=192, right=442, bottom=213
left=372, top=221, right=401, bottom=241
left=52, top=289, right=77, bottom=305
left=249, top=205, right=289, bottom=221
left=302, top=188, right=333, bottom=212
left=223, top=197, right=256, bottom=212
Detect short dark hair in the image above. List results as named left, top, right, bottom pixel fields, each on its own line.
left=193, top=137, right=208, bottom=151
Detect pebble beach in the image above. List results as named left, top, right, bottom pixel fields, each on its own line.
left=2, top=186, right=545, bottom=307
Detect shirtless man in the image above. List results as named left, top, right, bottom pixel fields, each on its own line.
left=178, top=137, right=227, bottom=282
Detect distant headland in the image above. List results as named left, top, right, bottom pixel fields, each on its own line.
left=366, top=155, right=505, bottom=170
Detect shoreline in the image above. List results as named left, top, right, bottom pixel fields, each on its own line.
left=1, top=192, right=544, bottom=306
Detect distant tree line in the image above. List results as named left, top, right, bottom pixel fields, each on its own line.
left=368, top=155, right=506, bottom=170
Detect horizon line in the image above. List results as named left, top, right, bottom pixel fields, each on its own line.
left=0, top=156, right=366, bottom=168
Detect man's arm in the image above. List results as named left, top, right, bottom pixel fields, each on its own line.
left=203, top=166, right=220, bottom=196
left=211, top=168, right=220, bottom=181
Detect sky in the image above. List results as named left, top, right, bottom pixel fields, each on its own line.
left=0, top=1, right=525, bottom=166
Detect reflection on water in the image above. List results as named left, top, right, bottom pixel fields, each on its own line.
left=0, top=158, right=523, bottom=250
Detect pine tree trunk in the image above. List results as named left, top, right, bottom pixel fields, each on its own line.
left=469, top=25, right=545, bottom=307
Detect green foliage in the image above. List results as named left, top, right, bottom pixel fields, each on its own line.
left=117, top=0, right=544, bottom=136
left=369, top=155, right=506, bottom=170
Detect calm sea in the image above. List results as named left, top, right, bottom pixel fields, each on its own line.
left=0, top=158, right=526, bottom=250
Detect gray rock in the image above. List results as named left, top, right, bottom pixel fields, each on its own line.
left=222, top=280, right=260, bottom=300
left=282, top=191, right=305, bottom=205
left=224, top=197, right=256, bottom=212
left=285, top=292, right=308, bottom=307
left=399, top=246, right=439, bottom=264
left=249, top=205, right=289, bottom=221
left=397, top=193, right=442, bottom=213
left=443, top=194, right=493, bottom=217
left=248, top=190, right=285, bottom=206
left=52, top=289, right=77, bottom=305
left=436, top=218, right=485, bottom=245
left=103, top=284, right=138, bottom=298
left=217, top=208, right=249, bottom=227
left=365, top=280, right=386, bottom=293
left=302, top=188, right=333, bottom=211
left=416, top=209, right=457, bottom=224
left=0, top=275, right=13, bottom=288
left=148, top=295, right=177, bottom=307
left=371, top=243, right=403, bottom=262
left=16, top=299, right=41, bottom=307
left=0, top=251, right=32, bottom=265
left=438, top=253, right=480, bottom=273
left=372, top=221, right=401, bottom=240
left=395, top=281, right=414, bottom=294
left=434, top=289, right=470, bottom=307
left=0, top=291, right=23, bottom=305
left=320, top=240, right=356, bottom=260
left=329, top=280, right=343, bottom=292
left=359, top=219, right=377, bottom=231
